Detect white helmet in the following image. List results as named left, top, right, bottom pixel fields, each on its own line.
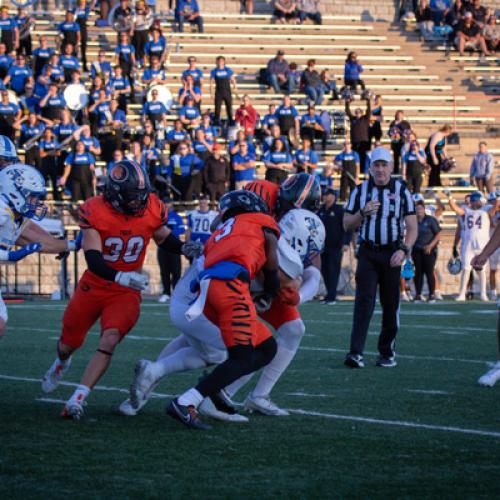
left=0, top=135, right=19, bottom=167
left=279, top=208, right=325, bottom=263
left=278, top=237, right=303, bottom=279
left=0, top=164, right=47, bottom=220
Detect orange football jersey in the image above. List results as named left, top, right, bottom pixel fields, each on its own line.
left=204, top=212, right=280, bottom=279
left=79, top=194, right=167, bottom=273
left=244, top=180, right=279, bottom=213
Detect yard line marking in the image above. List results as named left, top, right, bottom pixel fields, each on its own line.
left=286, top=392, right=334, bottom=398
left=407, top=390, right=450, bottom=395
left=3, top=373, right=499, bottom=438
left=47, top=333, right=173, bottom=342
left=36, top=397, right=66, bottom=404
left=471, top=310, right=498, bottom=315
left=288, top=409, right=500, bottom=439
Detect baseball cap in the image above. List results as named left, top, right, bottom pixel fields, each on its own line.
left=277, top=50, right=285, bottom=56
left=370, top=147, right=392, bottom=165
left=470, top=191, right=483, bottom=202
left=464, top=11, right=473, bottom=18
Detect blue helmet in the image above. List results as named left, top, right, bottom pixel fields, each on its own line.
left=0, top=135, right=19, bottom=168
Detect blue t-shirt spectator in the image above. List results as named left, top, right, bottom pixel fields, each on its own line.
left=262, top=135, right=290, bottom=154
left=210, top=66, right=234, bottom=82
left=166, top=129, right=189, bottom=143
left=167, top=153, right=204, bottom=177
left=261, top=113, right=278, bottom=129
left=0, top=53, right=13, bottom=73
left=7, top=64, right=32, bottom=94
left=197, top=124, right=217, bottom=142
left=344, top=61, right=363, bottom=81
left=91, top=60, right=112, bottom=80
left=20, top=122, right=46, bottom=144
left=142, top=68, right=167, bottom=83
left=229, top=140, right=256, bottom=156
left=144, top=39, right=167, bottom=59
left=300, top=113, right=322, bottom=128
left=59, top=55, right=80, bottom=72
left=177, top=0, right=200, bottom=15
left=66, top=151, right=96, bottom=167
left=166, top=210, right=186, bottom=238
left=115, top=44, right=135, bottom=63
left=179, top=105, right=201, bottom=121
left=142, top=100, right=167, bottom=116
left=295, top=148, right=319, bottom=167
left=335, top=151, right=360, bottom=165
left=275, top=104, right=299, bottom=120
left=263, top=150, right=292, bottom=165
left=182, top=68, right=204, bottom=85
left=232, top=152, right=256, bottom=182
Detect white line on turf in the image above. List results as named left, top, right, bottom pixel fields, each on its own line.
left=36, top=397, right=66, bottom=404
left=407, top=390, right=450, bottom=395
left=2, top=373, right=498, bottom=439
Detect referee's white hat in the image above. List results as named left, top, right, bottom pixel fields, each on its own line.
left=370, top=147, right=392, bottom=165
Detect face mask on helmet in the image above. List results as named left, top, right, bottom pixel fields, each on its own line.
left=219, top=190, right=268, bottom=222
left=278, top=173, right=321, bottom=215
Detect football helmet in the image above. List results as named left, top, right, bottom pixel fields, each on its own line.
left=244, top=180, right=279, bottom=213
left=219, top=189, right=269, bottom=222
left=448, top=256, right=462, bottom=275
left=280, top=208, right=325, bottom=263
left=104, top=159, right=151, bottom=216
left=278, top=173, right=321, bottom=214
left=0, top=135, right=19, bottom=168
left=401, top=258, right=415, bottom=280
left=0, top=163, right=47, bottom=220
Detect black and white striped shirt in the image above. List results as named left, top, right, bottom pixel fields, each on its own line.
left=346, top=177, right=415, bottom=245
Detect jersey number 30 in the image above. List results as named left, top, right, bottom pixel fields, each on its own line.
left=103, top=236, right=145, bottom=263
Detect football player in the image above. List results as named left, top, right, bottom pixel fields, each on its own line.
left=0, top=164, right=81, bottom=339
left=41, top=160, right=203, bottom=420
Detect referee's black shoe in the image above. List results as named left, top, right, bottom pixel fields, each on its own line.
left=376, top=356, right=397, bottom=368
left=166, top=398, right=212, bottom=430
left=344, top=353, right=365, bottom=368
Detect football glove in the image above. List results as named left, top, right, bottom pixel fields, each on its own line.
left=67, top=231, right=83, bottom=252
left=182, top=240, right=204, bottom=259
left=1, top=243, right=42, bottom=262
left=115, top=271, right=149, bottom=291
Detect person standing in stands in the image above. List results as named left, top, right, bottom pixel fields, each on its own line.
left=204, top=143, right=230, bottom=201
left=345, top=95, right=371, bottom=171
left=235, top=95, right=258, bottom=140
left=58, top=9, right=80, bottom=56
left=301, top=59, right=324, bottom=105
left=210, top=56, right=237, bottom=127
left=75, top=0, right=90, bottom=72
left=335, top=139, right=360, bottom=202
left=388, top=110, right=411, bottom=175
left=275, top=94, right=300, bottom=144
left=114, top=32, right=136, bottom=100
left=0, top=7, right=19, bottom=54
left=425, top=124, right=452, bottom=187
left=402, top=140, right=426, bottom=194
left=157, top=197, right=185, bottom=303
left=470, top=141, right=495, bottom=194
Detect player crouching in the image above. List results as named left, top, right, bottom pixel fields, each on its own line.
left=0, top=164, right=82, bottom=338
left=42, top=160, right=203, bottom=420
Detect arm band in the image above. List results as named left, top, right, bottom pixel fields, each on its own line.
left=263, top=268, right=280, bottom=298
left=85, top=249, right=118, bottom=282
left=158, top=232, right=184, bottom=254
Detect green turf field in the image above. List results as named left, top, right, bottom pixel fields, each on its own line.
left=1, top=299, right=500, bottom=498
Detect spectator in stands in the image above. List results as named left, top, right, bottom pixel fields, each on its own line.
left=0, top=43, right=14, bottom=80
left=15, top=7, right=33, bottom=59
left=40, top=83, right=66, bottom=121
left=115, top=32, right=137, bottom=99
left=142, top=134, right=162, bottom=187
left=192, top=128, right=213, bottom=162
left=470, top=141, right=495, bottom=193
left=344, top=51, right=365, bottom=93
left=144, top=27, right=167, bottom=66
left=320, top=69, right=339, bottom=101
left=369, top=94, right=383, bottom=143
left=39, top=128, right=61, bottom=200
left=402, top=140, right=427, bottom=193
left=167, top=119, right=189, bottom=155
left=204, top=143, right=230, bottom=200
left=167, top=140, right=204, bottom=200
left=425, top=124, right=452, bottom=186
left=229, top=129, right=257, bottom=156
left=90, top=50, right=113, bottom=81
left=142, top=55, right=168, bottom=86
left=4, top=54, right=32, bottom=96
left=182, top=56, right=204, bottom=87
left=388, top=110, right=411, bottom=175
left=54, top=109, right=78, bottom=170
left=276, top=94, right=300, bottom=142
left=99, top=99, right=126, bottom=162
left=471, top=0, right=488, bottom=26
left=178, top=74, right=202, bottom=106
left=455, top=11, right=490, bottom=56
left=179, top=94, right=201, bottom=131
left=273, top=0, right=299, bottom=24
left=335, top=139, right=360, bottom=202
left=75, top=0, right=90, bottom=71
left=317, top=162, right=334, bottom=190
left=59, top=44, right=80, bottom=83
left=300, top=104, right=326, bottom=150
left=412, top=200, right=441, bottom=303
left=429, top=0, right=452, bottom=24
left=263, top=138, right=293, bottom=184
left=14, top=111, right=48, bottom=168
left=345, top=96, right=371, bottom=171
left=289, top=62, right=301, bottom=89
left=61, top=140, right=96, bottom=202
left=110, top=65, right=131, bottom=112
left=142, top=88, right=168, bottom=128
left=259, top=103, right=278, bottom=140
left=157, top=197, right=185, bottom=303
left=294, top=137, right=318, bottom=174
left=416, top=0, right=434, bottom=40
left=58, top=9, right=80, bottom=56
left=44, top=54, right=64, bottom=84
left=263, top=123, right=290, bottom=154
left=298, top=0, right=322, bottom=25
left=133, top=2, right=154, bottom=66
left=267, top=50, right=294, bottom=95
left=301, top=59, right=324, bottom=105
left=176, top=0, right=204, bottom=33
left=232, top=142, right=257, bottom=189
left=0, top=6, right=19, bottom=54
left=0, top=90, right=21, bottom=141
left=198, top=112, right=218, bottom=143
left=483, top=15, right=499, bottom=52
left=210, top=56, right=237, bottom=127
left=235, top=95, right=258, bottom=140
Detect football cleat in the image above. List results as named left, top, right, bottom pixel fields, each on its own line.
left=130, top=359, right=156, bottom=410
left=376, top=356, right=397, bottom=368
left=478, top=361, right=500, bottom=387
left=166, top=398, right=212, bottom=430
left=61, top=400, right=86, bottom=421
left=41, top=357, right=72, bottom=393
left=198, top=397, right=249, bottom=423
left=344, top=353, right=365, bottom=368
left=455, top=294, right=466, bottom=302
left=244, top=393, right=289, bottom=416
left=118, top=397, right=150, bottom=416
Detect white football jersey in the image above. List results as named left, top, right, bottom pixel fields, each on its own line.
left=462, top=207, right=490, bottom=250
left=0, top=198, right=29, bottom=256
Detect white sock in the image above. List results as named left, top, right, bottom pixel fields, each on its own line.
left=50, top=356, right=71, bottom=372
left=252, top=346, right=296, bottom=398
left=150, top=347, right=207, bottom=381
left=479, top=269, right=487, bottom=297
left=225, top=373, right=254, bottom=398
left=178, top=387, right=203, bottom=407
left=458, top=271, right=468, bottom=297
left=157, top=335, right=190, bottom=360
left=68, top=384, right=90, bottom=405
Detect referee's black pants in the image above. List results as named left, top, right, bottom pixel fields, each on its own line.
left=157, top=248, right=181, bottom=296
left=350, top=245, right=401, bottom=358
left=321, top=248, right=343, bottom=302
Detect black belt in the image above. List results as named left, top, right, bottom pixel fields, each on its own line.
left=360, top=240, right=400, bottom=252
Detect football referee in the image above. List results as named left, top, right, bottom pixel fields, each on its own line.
left=343, top=147, right=417, bottom=368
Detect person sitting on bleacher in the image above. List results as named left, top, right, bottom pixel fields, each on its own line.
left=59, top=43, right=80, bottom=83
left=415, top=0, right=433, bottom=40
left=482, top=15, right=499, bottom=53
left=40, top=83, right=66, bottom=122
left=110, top=65, right=131, bottom=112
left=19, top=83, right=39, bottom=115
left=267, top=50, right=294, bottom=95
left=317, top=163, right=334, bottom=190
left=179, top=95, right=201, bottom=131
left=232, top=141, right=257, bottom=189
left=0, top=90, right=20, bottom=142
left=455, top=11, right=490, bottom=56
left=294, top=137, right=318, bottom=174
left=144, top=27, right=168, bottom=67
left=298, top=0, right=322, bottom=25
left=182, top=56, right=204, bottom=87
left=301, top=59, right=324, bottom=106
left=176, top=0, right=204, bottom=33
left=263, top=138, right=293, bottom=183
left=262, top=123, right=290, bottom=154
left=178, top=74, right=202, bottom=107
left=142, top=55, right=168, bottom=86
left=91, top=50, right=113, bottom=81
left=228, top=129, right=257, bottom=157
left=320, top=69, right=338, bottom=101
left=235, top=95, right=258, bottom=141
left=275, top=94, right=300, bottom=144
left=167, top=119, right=190, bottom=155
left=470, top=141, right=495, bottom=194
left=141, top=88, right=168, bottom=129
left=4, top=54, right=32, bottom=96
left=32, top=36, right=55, bottom=79
left=43, top=54, right=65, bottom=85
left=0, top=44, right=13, bottom=81
left=273, top=0, right=299, bottom=25
left=58, top=9, right=80, bottom=56
left=429, top=0, right=452, bottom=24
left=343, top=51, right=365, bottom=93
left=259, top=103, right=278, bottom=140
left=0, top=6, right=18, bottom=55
left=300, top=104, right=326, bottom=150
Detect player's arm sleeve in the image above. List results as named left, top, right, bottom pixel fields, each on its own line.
left=299, top=265, right=321, bottom=304
left=82, top=228, right=118, bottom=281
left=155, top=225, right=184, bottom=253
left=262, top=228, right=280, bottom=297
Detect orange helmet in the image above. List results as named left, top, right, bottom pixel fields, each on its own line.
left=244, top=180, right=279, bottom=213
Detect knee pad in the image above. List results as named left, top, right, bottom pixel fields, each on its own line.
left=277, top=319, right=305, bottom=352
